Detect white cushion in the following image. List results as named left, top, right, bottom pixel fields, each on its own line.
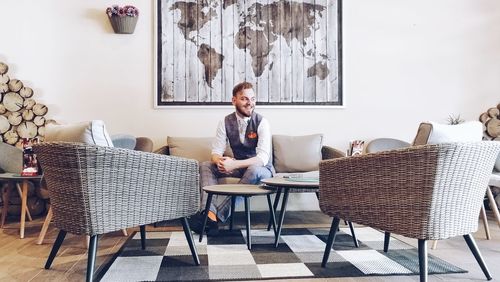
left=273, top=134, right=323, bottom=173
left=490, top=172, right=500, bottom=187
left=427, top=121, right=483, bottom=144
left=45, top=120, right=114, bottom=147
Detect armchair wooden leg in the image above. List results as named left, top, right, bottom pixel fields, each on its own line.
left=383, top=232, right=391, bottom=252
left=463, top=234, right=493, bottom=280
left=267, top=189, right=281, bottom=231
left=486, top=186, right=500, bottom=228
left=139, top=225, right=146, bottom=250
left=86, top=235, right=98, bottom=282
left=180, top=217, right=200, bottom=266
left=431, top=240, right=438, bottom=250
left=321, top=217, right=340, bottom=267
left=229, top=196, right=236, bottom=231
left=480, top=204, right=491, bottom=240
left=37, top=206, right=53, bottom=245
left=418, top=239, right=428, bottom=282
left=347, top=221, right=359, bottom=248
left=121, top=229, right=128, bottom=236
left=45, top=229, right=67, bottom=269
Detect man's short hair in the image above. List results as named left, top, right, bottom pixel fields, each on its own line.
left=232, top=82, right=253, bottom=97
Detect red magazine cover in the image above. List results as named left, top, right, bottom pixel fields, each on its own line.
left=21, top=138, right=40, bottom=176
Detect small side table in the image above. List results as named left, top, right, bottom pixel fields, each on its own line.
left=200, top=184, right=277, bottom=250
left=0, top=172, right=43, bottom=238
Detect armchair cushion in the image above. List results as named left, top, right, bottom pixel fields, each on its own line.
left=45, top=120, right=113, bottom=147
left=111, top=134, right=136, bottom=149
left=413, top=121, right=482, bottom=145
left=273, top=134, right=323, bottom=173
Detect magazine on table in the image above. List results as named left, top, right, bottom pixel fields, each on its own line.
left=21, top=138, right=40, bottom=176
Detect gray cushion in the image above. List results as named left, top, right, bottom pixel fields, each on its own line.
left=272, top=134, right=323, bottom=173
left=111, top=134, right=136, bottom=150
left=0, top=142, right=23, bottom=173
left=45, top=120, right=114, bottom=147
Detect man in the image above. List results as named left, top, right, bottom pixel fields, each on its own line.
left=190, top=82, right=274, bottom=235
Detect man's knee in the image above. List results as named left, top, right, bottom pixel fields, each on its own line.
left=242, top=165, right=272, bottom=180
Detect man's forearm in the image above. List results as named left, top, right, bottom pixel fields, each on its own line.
left=231, top=156, right=263, bottom=169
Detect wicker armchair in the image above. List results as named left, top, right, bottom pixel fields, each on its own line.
left=34, top=142, right=201, bottom=282
left=319, top=142, right=500, bottom=282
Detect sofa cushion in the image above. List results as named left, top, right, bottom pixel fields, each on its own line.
left=111, top=134, right=136, bottom=149
left=273, top=134, right=323, bottom=173
left=167, top=137, right=234, bottom=162
left=45, top=120, right=114, bottom=147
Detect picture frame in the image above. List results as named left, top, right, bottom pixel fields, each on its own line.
left=155, top=0, right=342, bottom=107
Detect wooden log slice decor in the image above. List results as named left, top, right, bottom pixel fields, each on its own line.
left=0, top=74, right=9, bottom=84
left=37, top=126, right=45, bottom=137
left=22, top=109, right=35, bottom=121
left=0, top=104, right=6, bottom=114
left=4, top=129, right=18, bottom=144
left=23, top=98, right=35, bottom=110
left=17, top=121, right=37, bottom=138
left=487, top=107, right=500, bottom=118
left=32, top=103, right=48, bottom=116
left=33, top=116, right=45, bottom=126
left=19, top=87, right=33, bottom=98
left=3, top=92, right=24, bottom=112
left=0, top=83, right=8, bottom=94
left=0, top=62, right=8, bottom=75
left=486, top=118, right=500, bottom=138
left=8, top=79, right=23, bottom=92
left=7, top=112, right=22, bottom=126
left=0, top=115, right=10, bottom=133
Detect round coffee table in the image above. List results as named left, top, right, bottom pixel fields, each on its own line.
left=0, top=172, right=43, bottom=238
left=200, top=184, right=277, bottom=250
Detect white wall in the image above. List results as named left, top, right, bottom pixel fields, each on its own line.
left=2, top=0, right=499, bottom=210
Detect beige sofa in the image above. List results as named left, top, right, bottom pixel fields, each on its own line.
left=155, top=134, right=344, bottom=210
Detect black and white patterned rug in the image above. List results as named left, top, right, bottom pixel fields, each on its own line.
left=97, top=227, right=465, bottom=281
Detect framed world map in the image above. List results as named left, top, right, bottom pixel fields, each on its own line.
left=156, top=0, right=342, bottom=106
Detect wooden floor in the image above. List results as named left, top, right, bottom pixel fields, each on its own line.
left=0, top=210, right=499, bottom=282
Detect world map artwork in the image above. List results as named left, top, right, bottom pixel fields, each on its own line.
left=157, top=0, right=341, bottom=106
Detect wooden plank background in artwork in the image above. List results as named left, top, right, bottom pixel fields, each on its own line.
left=157, top=0, right=342, bottom=106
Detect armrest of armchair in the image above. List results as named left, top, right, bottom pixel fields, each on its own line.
left=34, top=142, right=199, bottom=235
left=321, top=145, right=345, bottom=160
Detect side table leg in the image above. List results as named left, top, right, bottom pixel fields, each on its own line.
left=20, top=180, right=29, bottom=238
left=199, top=193, right=213, bottom=243
left=1, top=184, right=11, bottom=228
left=244, top=196, right=251, bottom=250
left=274, top=189, right=290, bottom=248
left=16, top=183, right=32, bottom=221
left=267, top=189, right=281, bottom=231
left=486, top=186, right=500, bottom=228
left=37, top=205, right=53, bottom=245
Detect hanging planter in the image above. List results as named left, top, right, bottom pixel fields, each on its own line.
left=106, top=5, right=139, bottom=34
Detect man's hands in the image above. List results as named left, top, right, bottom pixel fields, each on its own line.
left=215, top=156, right=237, bottom=173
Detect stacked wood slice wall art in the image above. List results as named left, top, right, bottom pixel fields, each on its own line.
left=0, top=61, right=49, bottom=148
left=479, top=103, right=500, bottom=140
left=0, top=61, right=49, bottom=217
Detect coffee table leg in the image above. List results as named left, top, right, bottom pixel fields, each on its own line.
left=16, top=183, right=32, bottom=221
left=244, top=196, right=251, bottom=250
left=20, top=180, right=29, bottom=239
left=274, top=189, right=290, bottom=248
left=230, top=196, right=236, bottom=231
left=199, top=193, right=213, bottom=243
left=266, top=194, right=277, bottom=235
left=267, top=188, right=281, bottom=231
left=1, top=183, right=11, bottom=228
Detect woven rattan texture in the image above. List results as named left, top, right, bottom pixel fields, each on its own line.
left=34, top=142, right=200, bottom=236
left=319, top=142, right=500, bottom=240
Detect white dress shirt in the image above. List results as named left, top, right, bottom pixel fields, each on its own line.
left=212, top=113, right=272, bottom=165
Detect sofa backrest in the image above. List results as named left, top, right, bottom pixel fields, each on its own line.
left=166, top=134, right=323, bottom=173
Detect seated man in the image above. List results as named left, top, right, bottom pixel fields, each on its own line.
left=190, top=82, right=274, bottom=235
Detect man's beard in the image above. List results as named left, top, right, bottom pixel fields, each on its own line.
left=236, top=104, right=253, bottom=117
